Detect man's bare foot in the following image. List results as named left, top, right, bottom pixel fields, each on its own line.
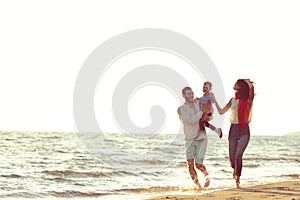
left=194, top=178, right=202, bottom=189
left=204, top=176, right=210, bottom=188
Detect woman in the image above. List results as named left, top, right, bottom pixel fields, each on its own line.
left=211, top=79, right=254, bottom=188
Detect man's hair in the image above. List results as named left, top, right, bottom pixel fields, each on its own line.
left=204, top=81, right=212, bottom=88
left=182, top=87, right=192, bottom=94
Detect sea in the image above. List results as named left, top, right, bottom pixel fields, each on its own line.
left=1, top=131, right=300, bottom=199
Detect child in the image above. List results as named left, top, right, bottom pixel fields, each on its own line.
left=195, top=81, right=222, bottom=140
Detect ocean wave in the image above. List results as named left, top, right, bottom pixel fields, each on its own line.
left=42, top=169, right=126, bottom=178
left=45, top=177, right=73, bottom=182
left=51, top=190, right=109, bottom=197
left=210, top=162, right=222, bottom=167
left=206, top=156, right=229, bottom=161
left=244, top=156, right=296, bottom=161
left=114, top=186, right=179, bottom=194
left=176, top=162, right=186, bottom=168
left=284, top=174, right=300, bottom=178
left=219, top=169, right=232, bottom=173
left=243, top=164, right=260, bottom=168
left=1, top=191, right=44, bottom=198
left=55, top=149, right=68, bottom=153
left=1, top=174, right=23, bottom=178
left=138, top=159, right=167, bottom=165
left=280, top=153, right=300, bottom=158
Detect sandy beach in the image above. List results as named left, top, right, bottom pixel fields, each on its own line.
left=146, top=180, right=300, bottom=200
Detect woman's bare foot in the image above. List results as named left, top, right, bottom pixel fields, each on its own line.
left=236, top=176, right=240, bottom=188
left=232, top=170, right=237, bottom=180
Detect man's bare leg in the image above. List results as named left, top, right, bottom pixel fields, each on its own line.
left=195, top=163, right=210, bottom=188
left=187, top=159, right=201, bottom=188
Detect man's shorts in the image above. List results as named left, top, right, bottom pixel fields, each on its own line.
left=185, top=137, right=208, bottom=164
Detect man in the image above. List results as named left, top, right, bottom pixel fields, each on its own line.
left=177, top=87, right=210, bottom=189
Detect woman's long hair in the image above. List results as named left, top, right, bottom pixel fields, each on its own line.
left=237, top=79, right=254, bottom=103
left=236, top=79, right=254, bottom=125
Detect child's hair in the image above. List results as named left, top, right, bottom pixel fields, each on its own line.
left=204, top=81, right=212, bottom=89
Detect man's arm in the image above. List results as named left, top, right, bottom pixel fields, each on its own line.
left=178, top=106, right=202, bottom=124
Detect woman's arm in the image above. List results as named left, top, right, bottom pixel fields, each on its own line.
left=211, top=93, right=232, bottom=115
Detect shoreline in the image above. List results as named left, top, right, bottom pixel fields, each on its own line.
left=145, top=180, right=300, bottom=200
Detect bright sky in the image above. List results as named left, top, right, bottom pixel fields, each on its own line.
left=1, top=1, right=300, bottom=135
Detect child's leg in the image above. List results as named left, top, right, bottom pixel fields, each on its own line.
left=206, top=122, right=216, bottom=131
left=206, top=122, right=222, bottom=138
left=195, top=121, right=206, bottom=140
left=199, top=121, right=206, bottom=132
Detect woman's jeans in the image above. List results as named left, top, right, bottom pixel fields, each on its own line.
left=228, top=124, right=250, bottom=177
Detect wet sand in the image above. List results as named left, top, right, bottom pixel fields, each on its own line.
left=146, top=181, right=300, bottom=200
